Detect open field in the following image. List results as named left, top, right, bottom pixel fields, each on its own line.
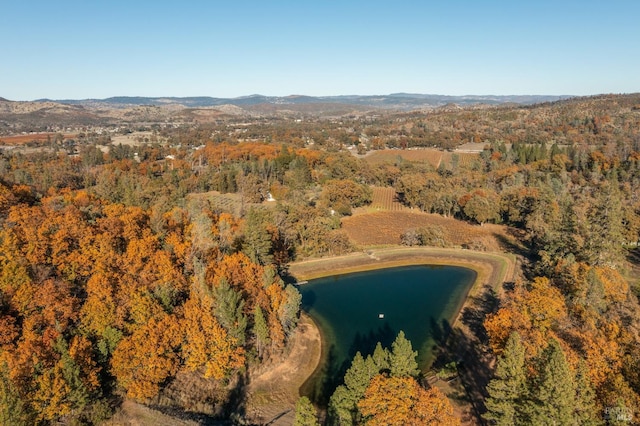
left=342, top=210, right=522, bottom=252
left=364, top=148, right=444, bottom=168
left=0, top=132, right=76, bottom=145
left=443, top=151, right=481, bottom=168
left=111, top=131, right=166, bottom=146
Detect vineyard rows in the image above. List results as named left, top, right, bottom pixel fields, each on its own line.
left=370, top=187, right=410, bottom=212
left=342, top=210, right=511, bottom=251
left=364, top=149, right=443, bottom=168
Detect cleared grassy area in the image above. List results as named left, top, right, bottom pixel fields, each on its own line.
left=364, top=148, right=444, bottom=168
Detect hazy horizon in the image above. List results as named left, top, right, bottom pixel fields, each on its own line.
left=3, top=92, right=596, bottom=103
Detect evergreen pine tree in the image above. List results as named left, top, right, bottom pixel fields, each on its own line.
left=253, top=305, right=270, bottom=358
left=328, top=351, right=380, bottom=425
left=584, top=175, right=624, bottom=266
left=371, top=341, right=390, bottom=373
left=344, top=352, right=376, bottom=397
left=525, top=339, right=576, bottom=425
left=573, top=361, right=599, bottom=425
left=0, top=362, right=31, bottom=426
left=585, top=268, right=607, bottom=314
left=279, top=284, right=302, bottom=336
left=211, top=278, right=247, bottom=345
left=483, top=331, right=527, bottom=426
left=328, top=385, right=356, bottom=426
left=242, top=208, right=273, bottom=266
left=293, top=396, right=319, bottom=426
left=389, top=331, right=419, bottom=378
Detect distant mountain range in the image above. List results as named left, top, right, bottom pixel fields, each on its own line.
left=0, top=93, right=579, bottom=133
left=34, top=93, right=572, bottom=109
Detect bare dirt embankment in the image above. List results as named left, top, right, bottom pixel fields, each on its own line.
left=243, top=314, right=321, bottom=425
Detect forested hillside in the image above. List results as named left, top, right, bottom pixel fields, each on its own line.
left=0, top=94, right=639, bottom=424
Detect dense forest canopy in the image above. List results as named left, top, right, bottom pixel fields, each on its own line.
left=0, top=94, right=639, bottom=424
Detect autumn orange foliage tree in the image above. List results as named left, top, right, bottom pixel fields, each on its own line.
left=484, top=277, right=567, bottom=360
left=484, top=264, right=640, bottom=415
left=111, top=314, right=182, bottom=400
left=358, top=374, right=459, bottom=426
left=0, top=184, right=301, bottom=421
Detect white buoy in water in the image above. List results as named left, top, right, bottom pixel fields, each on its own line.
left=378, top=313, right=384, bottom=319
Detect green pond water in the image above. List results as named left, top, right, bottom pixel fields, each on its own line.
left=298, top=264, right=476, bottom=403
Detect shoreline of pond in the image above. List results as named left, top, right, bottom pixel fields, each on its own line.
left=288, top=247, right=515, bottom=404
left=289, top=247, right=514, bottom=328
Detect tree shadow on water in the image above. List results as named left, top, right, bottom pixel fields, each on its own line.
left=428, top=284, right=500, bottom=425
left=303, top=344, right=341, bottom=406
left=300, top=289, right=316, bottom=310
left=430, top=317, right=461, bottom=375
left=430, top=317, right=453, bottom=349
left=306, top=323, right=398, bottom=407
left=347, top=322, right=396, bottom=360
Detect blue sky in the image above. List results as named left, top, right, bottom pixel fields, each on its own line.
left=1, top=1, right=638, bottom=100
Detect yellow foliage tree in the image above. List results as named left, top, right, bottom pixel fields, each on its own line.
left=594, top=266, right=629, bottom=303
left=31, top=361, right=73, bottom=421
left=181, top=294, right=245, bottom=379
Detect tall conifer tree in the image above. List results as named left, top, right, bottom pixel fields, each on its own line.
left=525, top=339, right=576, bottom=425
left=293, top=396, right=319, bottom=426
left=211, top=278, right=247, bottom=345
left=483, top=331, right=527, bottom=425
left=372, top=342, right=390, bottom=373
left=253, top=305, right=269, bottom=358
left=389, top=331, right=419, bottom=378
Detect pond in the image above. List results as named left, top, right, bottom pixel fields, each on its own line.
left=298, top=264, right=476, bottom=404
